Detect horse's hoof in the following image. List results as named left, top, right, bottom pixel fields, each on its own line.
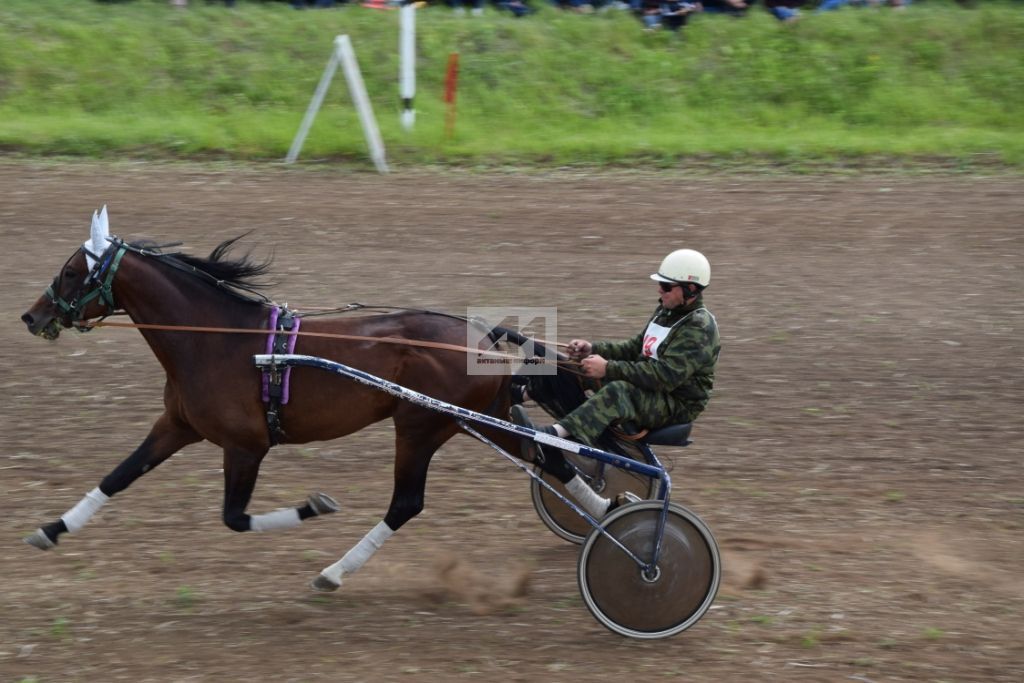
left=24, top=528, right=56, bottom=550
left=310, top=574, right=341, bottom=592
left=307, top=492, right=340, bottom=516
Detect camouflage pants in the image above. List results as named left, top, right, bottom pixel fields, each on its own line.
left=522, top=369, right=693, bottom=448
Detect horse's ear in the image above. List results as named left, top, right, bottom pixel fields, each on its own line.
left=89, top=210, right=99, bottom=247
left=98, top=205, right=109, bottom=239
left=84, top=205, right=110, bottom=270
left=84, top=209, right=101, bottom=269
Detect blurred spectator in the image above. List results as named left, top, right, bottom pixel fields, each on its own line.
left=818, top=0, right=911, bottom=10
left=568, top=0, right=596, bottom=13
left=700, top=0, right=748, bottom=15
left=639, top=0, right=663, bottom=28
left=765, top=0, right=803, bottom=20
left=450, top=0, right=485, bottom=15
left=498, top=0, right=533, bottom=16
left=665, top=0, right=700, bottom=29
left=548, top=0, right=611, bottom=12
left=644, top=0, right=701, bottom=31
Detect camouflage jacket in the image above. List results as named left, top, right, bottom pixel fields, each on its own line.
left=592, top=296, right=721, bottom=417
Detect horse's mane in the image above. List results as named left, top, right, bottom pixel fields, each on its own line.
left=129, top=234, right=274, bottom=302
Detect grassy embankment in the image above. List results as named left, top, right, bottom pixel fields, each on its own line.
left=0, top=0, right=1022, bottom=167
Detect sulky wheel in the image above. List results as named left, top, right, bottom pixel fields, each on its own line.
left=530, top=452, right=657, bottom=544
left=577, top=501, right=720, bottom=639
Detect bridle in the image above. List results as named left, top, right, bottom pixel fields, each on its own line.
left=45, top=238, right=128, bottom=328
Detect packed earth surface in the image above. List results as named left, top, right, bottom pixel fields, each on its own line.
left=0, top=162, right=1021, bottom=683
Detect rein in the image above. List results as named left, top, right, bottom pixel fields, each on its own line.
left=75, top=319, right=583, bottom=370
left=60, top=236, right=583, bottom=374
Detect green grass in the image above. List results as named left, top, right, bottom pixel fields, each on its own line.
left=0, top=0, right=1022, bottom=167
left=175, top=584, right=199, bottom=609
left=50, top=616, right=71, bottom=639
left=800, top=627, right=822, bottom=648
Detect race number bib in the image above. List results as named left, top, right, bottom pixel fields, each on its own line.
left=641, top=309, right=705, bottom=360
left=642, top=321, right=674, bottom=360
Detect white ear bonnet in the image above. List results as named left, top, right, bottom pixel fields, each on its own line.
left=83, top=205, right=110, bottom=270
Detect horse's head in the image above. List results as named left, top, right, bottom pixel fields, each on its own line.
left=22, top=206, right=124, bottom=340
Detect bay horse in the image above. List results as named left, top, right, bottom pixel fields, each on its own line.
left=20, top=209, right=536, bottom=592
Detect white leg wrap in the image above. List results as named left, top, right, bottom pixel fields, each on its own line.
left=566, top=475, right=610, bottom=518
left=61, top=487, right=109, bottom=534
left=320, top=521, right=394, bottom=585
left=249, top=507, right=301, bottom=532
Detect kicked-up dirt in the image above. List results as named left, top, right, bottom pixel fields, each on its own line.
left=0, top=162, right=1021, bottom=682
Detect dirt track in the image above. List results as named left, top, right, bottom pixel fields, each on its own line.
left=1, top=162, right=1022, bottom=682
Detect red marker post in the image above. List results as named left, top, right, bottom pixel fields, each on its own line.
left=444, top=53, right=460, bottom=140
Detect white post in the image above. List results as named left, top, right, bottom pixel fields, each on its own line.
left=399, top=3, right=416, bottom=131
left=286, top=49, right=341, bottom=164
left=336, top=35, right=389, bottom=174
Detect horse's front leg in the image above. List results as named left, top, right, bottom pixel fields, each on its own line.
left=220, top=446, right=340, bottom=534
left=24, top=413, right=201, bottom=550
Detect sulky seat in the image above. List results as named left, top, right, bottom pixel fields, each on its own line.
left=642, top=422, right=693, bottom=447
left=612, top=421, right=693, bottom=447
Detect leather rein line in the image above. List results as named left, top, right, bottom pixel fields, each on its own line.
left=61, top=239, right=583, bottom=372
left=74, top=319, right=583, bottom=370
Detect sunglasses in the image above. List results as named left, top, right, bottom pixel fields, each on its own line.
left=658, top=281, right=681, bottom=293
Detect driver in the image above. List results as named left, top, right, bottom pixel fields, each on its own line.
left=510, top=248, right=721, bottom=517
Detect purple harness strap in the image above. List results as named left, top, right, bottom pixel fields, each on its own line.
left=261, top=306, right=301, bottom=404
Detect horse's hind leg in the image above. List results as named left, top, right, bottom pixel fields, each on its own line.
left=312, top=415, right=457, bottom=592
left=25, top=413, right=201, bottom=550
left=220, top=446, right=340, bottom=534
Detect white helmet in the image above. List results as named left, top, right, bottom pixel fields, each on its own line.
left=650, top=249, right=711, bottom=288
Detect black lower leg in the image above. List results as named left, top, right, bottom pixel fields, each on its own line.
left=38, top=519, right=68, bottom=544
left=30, top=415, right=198, bottom=548
left=37, top=438, right=166, bottom=547
left=221, top=447, right=268, bottom=533
left=538, top=447, right=577, bottom=484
